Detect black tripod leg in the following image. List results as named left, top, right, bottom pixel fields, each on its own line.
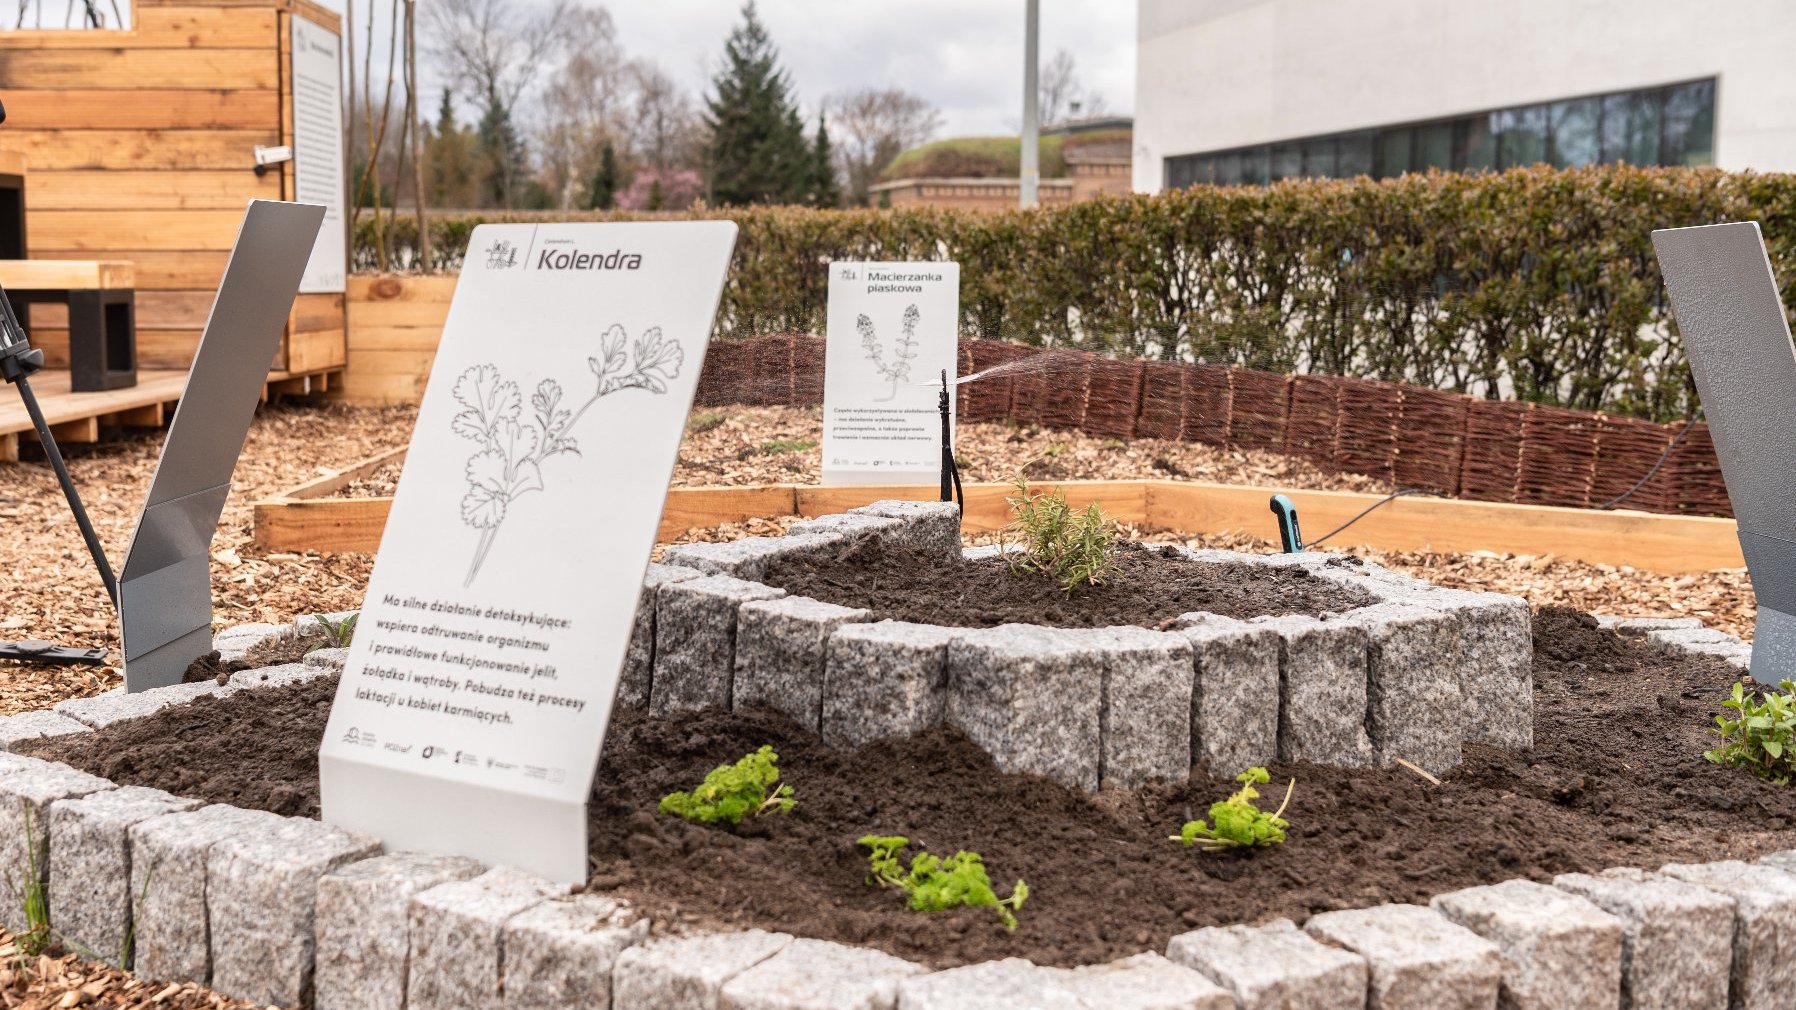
left=14, top=373, right=118, bottom=606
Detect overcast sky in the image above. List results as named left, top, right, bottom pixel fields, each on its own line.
left=318, top=0, right=1135, bottom=137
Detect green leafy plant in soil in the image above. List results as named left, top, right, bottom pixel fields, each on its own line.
left=1706, top=680, right=1796, bottom=784
left=760, top=438, right=818, bottom=455
left=306, top=612, right=358, bottom=653
left=1172, top=767, right=1296, bottom=853
left=659, top=745, right=795, bottom=826
left=857, top=835, right=1028, bottom=930
left=1001, top=474, right=1119, bottom=593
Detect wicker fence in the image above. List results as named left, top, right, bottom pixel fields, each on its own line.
left=696, top=334, right=1729, bottom=519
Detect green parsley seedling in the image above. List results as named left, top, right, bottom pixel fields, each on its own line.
left=659, top=745, right=796, bottom=826
left=1706, top=680, right=1796, bottom=784
left=857, top=835, right=1028, bottom=930
left=1172, top=767, right=1295, bottom=853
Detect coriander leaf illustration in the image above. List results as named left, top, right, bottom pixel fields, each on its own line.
left=461, top=449, right=510, bottom=528
left=451, top=364, right=520, bottom=442
left=630, top=327, right=683, bottom=393
left=457, top=323, right=689, bottom=586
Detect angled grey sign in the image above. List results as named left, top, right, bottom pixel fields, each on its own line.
left=119, top=200, right=325, bottom=690
left=1653, top=221, right=1796, bottom=683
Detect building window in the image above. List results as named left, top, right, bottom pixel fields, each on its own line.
left=1165, top=77, right=1717, bottom=187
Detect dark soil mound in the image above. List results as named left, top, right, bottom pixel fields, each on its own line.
left=181, top=628, right=331, bottom=685
left=24, top=607, right=1790, bottom=970
left=757, top=538, right=1369, bottom=629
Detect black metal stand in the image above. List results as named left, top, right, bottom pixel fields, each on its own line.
left=938, top=370, right=963, bottom=509
left=0, top=277, right=116, bottom=666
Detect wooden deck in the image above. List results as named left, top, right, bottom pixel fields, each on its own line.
left=0, top=365, right=342, bottom=461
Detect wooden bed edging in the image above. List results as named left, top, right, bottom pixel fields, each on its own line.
left=252, top=468, right=1743, bottom=574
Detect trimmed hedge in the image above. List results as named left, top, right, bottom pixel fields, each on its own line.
left=353, top=165, right=1796, bottom=421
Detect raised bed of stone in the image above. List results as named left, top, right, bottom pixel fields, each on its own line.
left=0, top=505, right=1777, bottom=1010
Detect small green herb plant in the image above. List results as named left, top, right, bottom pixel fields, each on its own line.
left=1172, top=767, right=1296, bottom=853
left=857, top=835, right=1028, bottom=930
left=1706, top=680, right=1796, bottom=783
left=307, top=612, right=358, bottom=653
left=1001, top=474, right=1119, bottom=593
left=760, top=438, right=818, bottom=455
left=659, top=745, right=796, bottom=826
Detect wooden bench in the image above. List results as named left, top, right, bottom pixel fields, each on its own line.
left=0, top=259, right=136, bottom=390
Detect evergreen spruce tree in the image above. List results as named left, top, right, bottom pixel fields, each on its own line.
left=647, top=178, right=666, bottom=211
left=808, top=114, right=842, bottom=208
left=425, top=89, right=480, bottom=208
left=590, top=142, right=619, bottom=211
left=477, top=92, right=530, bottom=209
left=704, top=2, right=812, bottom=205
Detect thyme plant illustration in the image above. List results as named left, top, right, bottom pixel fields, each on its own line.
left=454, top=324, right=683, bottom=585
left=858, top=303, right=920, bottom=401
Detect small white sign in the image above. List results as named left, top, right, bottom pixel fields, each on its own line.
left=291, top=16, right=346, bottom=294
left=821, top=261, right=960, bottom=485
left=319, top=221, right=738, bottom=883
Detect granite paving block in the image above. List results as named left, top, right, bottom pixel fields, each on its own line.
left=295, top=610, right=359, bottom=636
left=735, top=596, right=872, bottom=730
left=1252, top=615, right=1374, bottom=766
left=54, top=681, right=221, bottom=728
left=207, top=816, right=381, bottom=1008
left=1554, top=867, right=1734, bottom=1010
left=849, top=500, right=964, bottom=558
left=1063, top=952, right=1235, bottom=1010
left=946, top=624, right=1105, bottom=789
left=502, top=893, right=648, bottom=1010
left=1432, top=593, right=1533, bottom=749
left=1644, top=627, right=1736, bottom=651
left=612, top=929, right=792, bottom=1010
left=0, top=710, right=89, bottom=751
left=1165, top=918, right=1368, bottom=1010
left=1304, top=903, right=1501, bottom=1010
left=303, top=646, right=350, bottom=670
left=822, top=621, right=958, bottom=748
left=651, top=575, right=786, bottom=715
left=1174, top=614, right=1281, bottom=773
left=216, top=661, right=328, bottom=695
left=1343, top=604, right=1464, bottom=774
left=212, top=621, right=287, bottom=645
left=786, top=512, right=903, bottom=542
left=407, top=865, right=569, bottom=1010
left=1089, top=626, right=1195, bottom=788
left=314, top=851, right=486, bottom=1010
left=130, top=804, right=283, bottom=984
left=47, top=785, right=198, bottom=966
left=622, top=564, right=705, bottom=710
left=661, top=534, right=840, bottom=581
left=896, top=958, right=1086, bottom=1010
left=959, top=543, right=1020, bottom=561
left=0, top=756, right=114, bottom=935
left=1658, top=860, right=1796, bottom=1010
left=1596, top=616, right=1704, bottom=632
left=1431, top=878, right=1623, bottom=1010
left=718, top=936, right=922, bottom=1010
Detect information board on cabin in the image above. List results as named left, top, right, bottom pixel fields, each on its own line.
left=821, top=261, right=960, bottom=485
left=319, top=221, right=738, bottom=882
left=291, top=16, right=346, bottom=294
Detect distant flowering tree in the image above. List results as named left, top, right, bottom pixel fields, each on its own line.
left=618, top=168, right=703, bottom=211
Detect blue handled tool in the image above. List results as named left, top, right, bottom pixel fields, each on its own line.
left=1270, top=494, right=1303, bottom=553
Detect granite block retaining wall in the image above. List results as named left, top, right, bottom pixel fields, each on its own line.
left=0, top=605, right=1766, bottom=1008
left=660, top=501, right=1533, bottom=782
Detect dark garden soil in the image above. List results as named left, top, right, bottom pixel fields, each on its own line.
left=758, top=538, right=1370, bottom=628
left=180, top=628, right=332, bottom=685
left=23, top=606, right=1796, bottom=969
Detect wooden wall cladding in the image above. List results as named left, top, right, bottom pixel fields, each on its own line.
left=0, top=0, right=345, bottom=376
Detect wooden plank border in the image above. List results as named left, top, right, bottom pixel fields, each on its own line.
left=252, top=468, right=1745, bottom=573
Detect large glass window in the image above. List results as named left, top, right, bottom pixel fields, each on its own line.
left=1166, top=77, right=1716, bottom=187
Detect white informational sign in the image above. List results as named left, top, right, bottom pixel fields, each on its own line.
left=821, top=261, right=960, bottom=485
left=291, top=16, right=346, bottom=294
left=320, top=221, right=738, bottom=883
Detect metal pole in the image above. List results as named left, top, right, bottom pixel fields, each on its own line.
left=15, top=374, right=117, bottom=605
left=1020, top=0, right=1040, bottom=209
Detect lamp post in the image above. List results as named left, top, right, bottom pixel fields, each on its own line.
left=1020, top=0, right=1039, bottom=209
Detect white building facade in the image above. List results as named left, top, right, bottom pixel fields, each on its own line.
left=1134, top=0, right=1796, bottom=192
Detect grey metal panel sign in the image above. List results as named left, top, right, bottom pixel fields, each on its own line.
left=119, top=200, right=325, bottom=690
left=1653, top=221, right=1796, bottom=683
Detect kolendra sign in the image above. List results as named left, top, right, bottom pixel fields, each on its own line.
left=320, top=221, right=737, bottom=882
left=821, top=261, right=960, bottom=485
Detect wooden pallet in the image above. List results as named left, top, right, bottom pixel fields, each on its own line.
left=0, top=364, right=343, bottom=460
left=252, top=460, right=1746, bottom=574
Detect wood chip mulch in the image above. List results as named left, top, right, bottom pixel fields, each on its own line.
left=0, top=935, right=268, bottom=1009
